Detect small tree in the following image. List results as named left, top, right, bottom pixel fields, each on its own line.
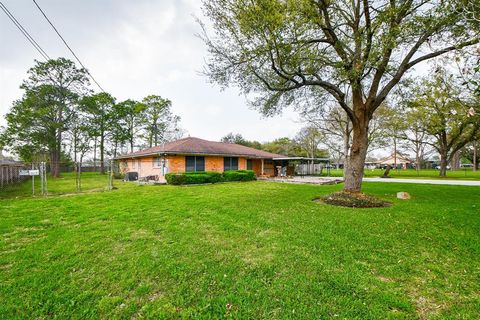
left=407, top=69, right=480, bottom=177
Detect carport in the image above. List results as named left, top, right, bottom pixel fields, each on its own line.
left=272, top=157, right=331, bottom=177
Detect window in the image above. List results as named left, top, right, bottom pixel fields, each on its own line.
left=224, top=157, right=239, bottom=171
left=153, top=157, right=162, bottom=168
left=185, top=156, right=205, bottom=172
left=247, top=159, right=253, bottom=170
left=133, top=159, right=141, bottom=170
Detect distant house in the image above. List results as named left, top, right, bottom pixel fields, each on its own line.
left=116, top=137, right=296, bottom=182
left=377, top=152, right=413, bottom=169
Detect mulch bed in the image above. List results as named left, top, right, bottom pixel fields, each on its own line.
left=315, top=191, right=392, bottom=208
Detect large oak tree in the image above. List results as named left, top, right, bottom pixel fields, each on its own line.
left=200, top=0, right=479, bottom=191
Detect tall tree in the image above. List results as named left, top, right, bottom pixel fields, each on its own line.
left=201, top=0, right=479, bottom=192
left=2, top=58, right=89, bottom=176
left=375, top=105, right=409, bottom=168
left=80, top=92, right=116, bottom=174
left=114, top=99, right=144, bottom=153
left=400, top=111, right=434, bottom=170
left=294, top=126, right=325, bottom=158
left=140, top=95, right=181, bottom=148
left=221, top=132, right=263, bottom=149
left=262, top=137, right=299, bottom=156
left=68, top=113, right=91, bottom=163
left=407, top=69, right=480, bottom=177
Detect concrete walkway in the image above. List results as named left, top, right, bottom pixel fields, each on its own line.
left=265, top=176, right=480, bottom=186
left=362, top=177, right=480, bottom=186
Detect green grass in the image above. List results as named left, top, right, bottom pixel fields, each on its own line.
left=0, top=172, right=111, bottom=199
left=1, top=175, right=479, bottom=319
left=321, top=168, right=480, bottom=180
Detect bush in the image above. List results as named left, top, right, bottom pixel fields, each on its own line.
left=165, top=170, right=256, bottom=185
left=165, top=171, right=223, bottom=185
left=223, top=170, right=256, bottom=182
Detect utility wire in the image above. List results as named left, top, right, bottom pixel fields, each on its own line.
left=32, top=0, right=106, bottom=92
left=0, top=1, right=50, bottom=61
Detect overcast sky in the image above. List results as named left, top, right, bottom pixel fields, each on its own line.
left=0, top=0, right=303, bottom=143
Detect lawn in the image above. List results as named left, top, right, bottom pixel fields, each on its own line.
left=321, top=168, right=480, bottom=180
left=0, top=177, right=479, bottom=319
left=0, top=172, right=112, bottom=199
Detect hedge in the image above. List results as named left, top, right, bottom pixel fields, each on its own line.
left=165, top=170, right=256, bottom=185
left=165, top=171, right=223, bottom=185
left=223, top=170, right=256, bottom=182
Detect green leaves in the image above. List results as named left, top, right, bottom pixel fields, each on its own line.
left=3, top=58, right=89, bottom=163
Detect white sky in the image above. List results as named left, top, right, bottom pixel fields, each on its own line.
left=0, top=0, right=302, bottom=143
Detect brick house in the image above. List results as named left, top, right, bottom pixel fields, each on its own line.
left=116, top=137, right=292, bottom=182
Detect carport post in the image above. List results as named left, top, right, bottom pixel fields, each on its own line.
left=261, top=159, right=264, bottom=175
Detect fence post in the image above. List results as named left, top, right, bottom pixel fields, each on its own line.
left=108, top=160, right=113, bottom=191
left=40, top=162, right=44, bottom=195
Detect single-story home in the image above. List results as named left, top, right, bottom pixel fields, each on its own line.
left=377, top=152, right=413, bottom=169
left=116, top=137, right=296, bottom=182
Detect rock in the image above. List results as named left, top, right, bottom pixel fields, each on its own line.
left=397, top=192, right=411, bottom=200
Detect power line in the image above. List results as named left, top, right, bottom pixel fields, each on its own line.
left=0, top=1, right=50, bottom=61
left=32, top=0, right=106, bottom=92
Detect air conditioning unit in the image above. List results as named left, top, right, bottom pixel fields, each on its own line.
left=125, top=172, right=138, bottom=181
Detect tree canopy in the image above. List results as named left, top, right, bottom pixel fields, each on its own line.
left=201, top=0, right=480, bottom=191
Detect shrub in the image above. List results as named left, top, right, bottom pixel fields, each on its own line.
left=223, top=170, right=256, bottom=182
left=165, top=171, right=223, bottom=185
left=165, top=173, right=187, bottom=185
left=165, top=170, right=256, bottom=185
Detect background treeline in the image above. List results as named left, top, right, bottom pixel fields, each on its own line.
left=0, top=58, right=183, bottom=177
left=221, top=127, right=328, bottom=159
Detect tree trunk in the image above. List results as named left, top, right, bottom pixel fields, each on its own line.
left=342, top=121, right=350, bottom=170
left=93, top=138, right=97, bottom=172
left=439, top=150, right=448, bottom=177
left=100, top=134, right=105, bottom=174
left=114, top=141, right=118, bottom=158
left=473, top=141, right=477, bottom=172
left=451, top=151, right=461, bottom=170
left=393, top=138, right=397, bottom=169
left=415, top=143, right=421, bottom=171
left=50, top=150, right=60, bottom=178
left=343, top=122, right=369, bottom=192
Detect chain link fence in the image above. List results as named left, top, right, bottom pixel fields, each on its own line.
left=0, top=160, right=121, bottom=199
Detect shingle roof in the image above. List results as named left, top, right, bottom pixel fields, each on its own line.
left=116, top=137, right=286, bottom=159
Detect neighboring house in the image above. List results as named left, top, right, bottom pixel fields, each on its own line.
left=116, top=137, right=295, bottom=182
left=377, top=152, right=413, bottom=169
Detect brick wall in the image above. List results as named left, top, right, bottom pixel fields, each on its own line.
left=125, top=155, right=272, bottom=179
left=205, top=156, right=223, bottom=172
